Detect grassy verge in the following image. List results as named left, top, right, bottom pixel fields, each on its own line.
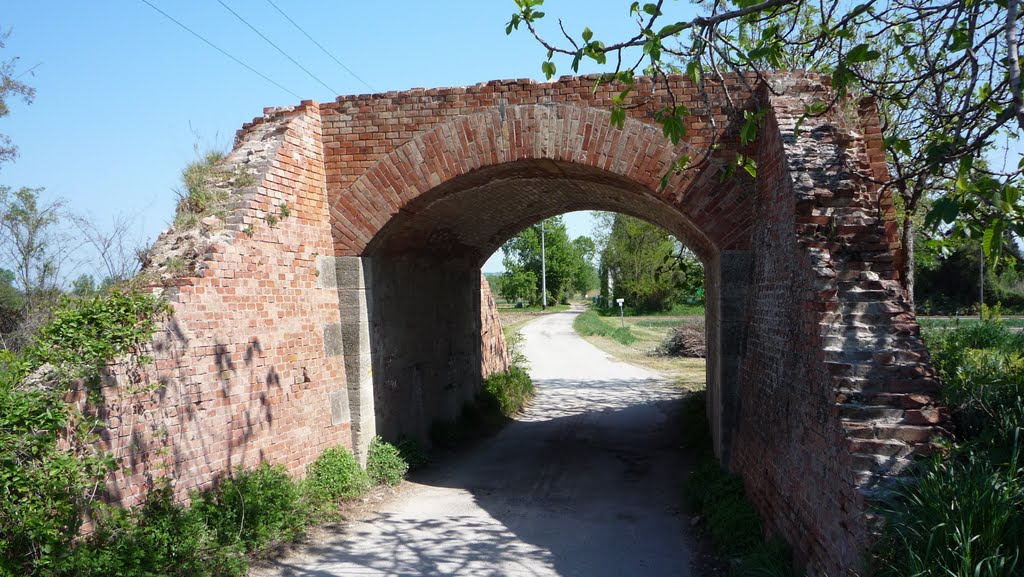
left=918, top=316, right=1024, bottom=329
left=680, top=393, right=798, bottom=576
left=596, top=303, right=705, bottom=317
left=573, top=309, right=637, bottom=345
left=870, top=320, right=1023, bottom=576
left=574, top=313, right=705, bottom=390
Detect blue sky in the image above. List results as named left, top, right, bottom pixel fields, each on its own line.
left=2, top=1, right=675, bottom=277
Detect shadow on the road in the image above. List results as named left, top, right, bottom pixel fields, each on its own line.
left=264, top=377, right=701, bottom=576
left=265, top=513, right=556, bottom=576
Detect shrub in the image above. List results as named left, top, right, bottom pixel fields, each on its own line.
left=193, top=463, right=306, bottom=554
left=366, top=437, right=408, bottom=486
left=0, top=290, right=169, bottom=575
left=482, top=367, right=535, bottom=417
left=305, top=446, right=369, bottom=503
left=67, top=484, right=246, bottom=577
left=394, top=436, right=428, bottom=471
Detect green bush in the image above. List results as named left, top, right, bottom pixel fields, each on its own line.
left=394, top=436, right=428, bottom=471
left=0, top=290, right=169, bottom=576
left=66, top=484, right=246, bottom=577
left=193, top=463, right=306, bottom=554
left=573, top=310, right=636, bottom=344
left=305, top=446, right=369, bottom=503
left=366, top=437, right=408, bottom=486
left=482, top=367, right=535, bottom=417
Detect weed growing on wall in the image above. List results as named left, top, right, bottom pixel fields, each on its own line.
left=173, top=151, right=254, bottom=230
left=366, top=437, right=408, bottom=486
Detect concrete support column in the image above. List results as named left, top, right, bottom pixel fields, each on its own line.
left=335, top=256, right=376, bottom=465
left=708, top=250, right=751, bottom=467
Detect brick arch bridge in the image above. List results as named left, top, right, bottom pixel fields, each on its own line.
left=107, top=73, right=944, bottom=576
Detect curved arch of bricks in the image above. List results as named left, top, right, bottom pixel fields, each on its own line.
left=103, top=73, right=943, bottom=577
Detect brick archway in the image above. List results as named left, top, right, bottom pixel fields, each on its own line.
left=115, top=73, right=945, bottom=576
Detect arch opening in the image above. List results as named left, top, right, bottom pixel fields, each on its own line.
left=347, top=159, right=750, bottom=464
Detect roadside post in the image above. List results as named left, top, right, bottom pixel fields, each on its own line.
left=616, top=298, right=625, bottom=328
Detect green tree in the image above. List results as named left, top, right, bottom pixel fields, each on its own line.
left=499, top=216, right=595, bottom=305
left=599, top=213, right=703, bottom=312
left=498, top=266, right=538, bottom=304
left=508, top=0, right=1024, bottom=292
left=0, top=29, right=34, bottom=169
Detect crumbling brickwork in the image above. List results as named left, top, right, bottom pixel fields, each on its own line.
left=94, top=73, right=942, bottom=574
left=480, top=275, right=511, bottom=377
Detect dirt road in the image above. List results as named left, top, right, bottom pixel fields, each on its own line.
left=255, top=309, right=696, bottom=576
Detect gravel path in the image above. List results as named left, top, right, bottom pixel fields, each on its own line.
left=252, top=308, right=696, bottom=576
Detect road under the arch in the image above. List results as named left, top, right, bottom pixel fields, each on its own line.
left=253, top=308, right=700, bottom=576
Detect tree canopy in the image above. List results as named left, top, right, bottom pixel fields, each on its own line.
left=508, top=0, right=1024, bottom=295
left=598, top=213, right=703, bottom=312
left=499, top=216, right=597, bottom=305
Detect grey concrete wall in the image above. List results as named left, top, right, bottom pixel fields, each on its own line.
left=334, top=256, right=376, bottom=465
left=706, top=250, right=752, bottom=466
left=365, top=257, right=483, bottom=444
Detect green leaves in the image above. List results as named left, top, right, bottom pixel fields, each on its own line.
left=740, top=109, right=764, bottom=145
left=541, top=60, right=556, bottom=80
left=655, top=106, right=689, bottom=145
left=845, top=43, right=881, bottom=64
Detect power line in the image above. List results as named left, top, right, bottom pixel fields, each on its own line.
left=214, top=0, right=338, bottom=95
left=138, top=0, right=301, bottom=99
left=264, top=0, right=376, bottom=93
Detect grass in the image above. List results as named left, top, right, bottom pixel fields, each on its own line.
left=574, top=309, right=637, bottom=345
left=680, top=392, right=798, bottom=576
left=919, top=316, right=1024, bottom=329
left=870, top=320, right=1024, bottom=576
left=575, top=312, right=705, bottom=390
left=596, top=302, right=705, bottom=317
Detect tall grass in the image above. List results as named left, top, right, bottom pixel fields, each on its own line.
left=573, top=310, right=637, bottom=345
left=872, top=321, right=1024, bottom=576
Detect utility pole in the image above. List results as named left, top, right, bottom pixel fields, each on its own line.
left=980, top=246, right=985, bottom=319
left=540, top=219, right=547, bottom=311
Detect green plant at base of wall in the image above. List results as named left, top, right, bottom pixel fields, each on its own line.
left=305, top=446, right=370, bottom=503
left=679, top=392, right=798, bottom=576
left=366, top=437, right=409, bottom=486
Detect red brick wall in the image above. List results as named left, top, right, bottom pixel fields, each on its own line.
left=85, top=73, right=945, bottom=575
left=480, top=275, right=511, bottom=377
left=91, top=104, right=353, bottom=506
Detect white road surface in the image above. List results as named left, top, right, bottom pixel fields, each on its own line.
left=253, top=309, right=696, bottom=577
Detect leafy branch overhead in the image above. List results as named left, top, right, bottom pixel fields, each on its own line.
left=507, top=0, right=1024, bottom=271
